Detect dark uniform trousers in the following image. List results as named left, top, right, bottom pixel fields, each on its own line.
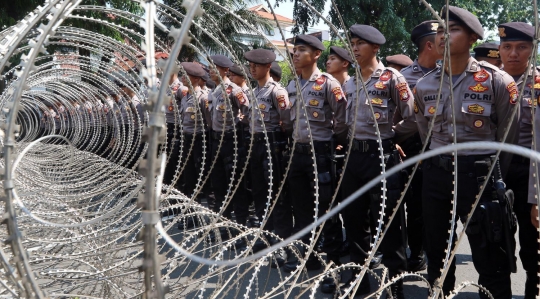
left=119, top=124, right=142, bottom=169
left=505, top=156, right=538, bottom=299
left=250, top=132, right=285, bottom=232
left=423, top=155, right=513, bottom=299
left=341, top=139, right=407, bottom=277
left=210, top=130, right=250, bottom=225
left=400, top=133, right=424, bottom=260
left=287, top=141, right=341, bottom=251
left=178, top=133, right=207, bottom=199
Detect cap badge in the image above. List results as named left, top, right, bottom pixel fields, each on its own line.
left=498, top=27, right=506, bottom=37
left=431, top=22, right=439, bottom=31
left=487, top=50, right=499, bottom=58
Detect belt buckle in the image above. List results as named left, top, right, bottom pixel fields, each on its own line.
left=362, top=141, right=369, bottom=152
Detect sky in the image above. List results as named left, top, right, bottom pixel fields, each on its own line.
left=266, top=0, right=331, bottom=31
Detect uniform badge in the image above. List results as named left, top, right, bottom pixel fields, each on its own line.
left=222, top=112, right=226, bottom=118
left=397, top=82, right=409, bottom=101
left=414, top=101, right=419, bottom=114
left=332, top=87, right=344, bottom=101
left=236, top=92, right=246, bottom=105
left=226, top=86, right=233, bottom=95
left=217, top=104, right=226, bottom=110
left=473, top=69, right=489, bottom=82
left=428, top=106, right=436, bottom=114
left=261, top=112, right=265, bottom=118
left=185, top=107, right=194, bottom=113
left=473, top=119, right=484, bottom=128
left=431, top=22, right=438, bottom=31
left=316, top=77, right=326, bottom=85
left=487, top=50, right=499, bottom=58
left=168, top=105, right=174, bottom=111
left=379, top=70, right=392, bottom=81
left=259, top=103, right=267, bottom=110
left=190, top=114, right=195, bottom=120
left=467, top=103, right=485, bottom=114
left=182, top=89, right=188, bottom=97
left=312, top=111, right=319, bottom=118
left=371, top=98, right=383, bottom=105
left=413, top=86, right=417, bottom=95
left=374, top=112, right=381, bottom=120
left=309, top=99, right=320, bottom=106
left=527, top=98, right=532, bottom=106
left=312, top=84, right=323, bottom=91
left=468, top=83, right=489, bottom=92
left=498, top=27, right=506, bottom=37
left=277, top=95, right=287, bottom=110
left=529, top=76, right=540, bottom=89
left=375, top=81, right=386, bottom=89
left=205, top=100, right=209, bottom=109
left=506, top=82, right=518, bottom=104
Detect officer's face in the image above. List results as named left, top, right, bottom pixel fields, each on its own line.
left=436, top=21, right=477, bottom=55
left=229, top=72, right=245, bottom=86
left=210, top=66, right=227, bottom=82
left=292, top=45, right=320, bottom=69
left=181, top=74, right=198, bottom=87
left=499, top=41, right=533, bottom=75
left=350, top=37, right=378, bottom=65
left=326, top=54, right=348, bottom=74
left=249, top=62, right=270, bottom=81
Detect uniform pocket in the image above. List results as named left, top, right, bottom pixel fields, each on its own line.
left=424, top=102, right=444, bottom=132
left=366, top=98, right=389, bottom=125
left=255, top=101, right=271, bottom=122
left=461, top=101, right=492, bottom=134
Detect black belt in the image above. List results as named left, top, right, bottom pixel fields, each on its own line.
left=429, top=154, right=492, bottom=172
left=211, top=130, right=236, bottom=140
left=251, top=131, right=283, bottom=143
left=184, top=132, right=203, bottom=139
left=350, top=139, right=394, bottom=153
left=294, top=141, right=330, bottom=155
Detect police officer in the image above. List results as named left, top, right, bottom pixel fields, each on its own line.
left=270, top=61, right=282, bottom=83
left=163, top=69, right=185, bottom=189
left=398, top=19, right=442, bottom=273
left=338, top=24, right=414, bottom=298
left=206, top=55, right=251, bottom=227
left=385, top=54, right=413, bottom=71
left=474, top=42, right=502, bottom=68
left=243, top=48, right=290, bottom=256
left=414, top=6, right=519, bottom=298
left=498, top=22, right=538, bottom=299
left=284, top=34, right=348, bottom=272
left=176, top=62, right=208, bottom=199
left=326, top=46, right=352, bottom=86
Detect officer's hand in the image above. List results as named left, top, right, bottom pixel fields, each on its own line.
left=336, top=145, right=343, bottom=151
left=396, top=144, right=406, bottom=158
left=531, top=205, right=539, bottom=229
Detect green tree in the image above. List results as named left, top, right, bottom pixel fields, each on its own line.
left=278, top=60, right=294, bottom=86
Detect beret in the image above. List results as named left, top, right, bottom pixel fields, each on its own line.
left=206, top=80, right=216, bottom=89
left=386, top=54, right=413, bottom=67
left=294, top=34, right=325, bottom=51
left=473, top=43, right=500, bottom=58
left=329, top=46, right=354, bottom=64
left=244, top=48, right=276, bottom=64
left=180, top=62, right=206, bottom=77
left=201, top=72, right=209, bottom=82
left=209, top=55, right=234, bottom=68
left=441, top=5, right=484, bottom=39
left=229, top=64, right=251, bottom=79
left=498, top=22, right=535, bottom=42
left=349, top=24, right=386, bottom=45
left=411, top=20, right=439, bottom=45
left=270, top=61, right=282, bottom=79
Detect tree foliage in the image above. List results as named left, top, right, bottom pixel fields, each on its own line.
left=275, top=0, right=539, bottom=60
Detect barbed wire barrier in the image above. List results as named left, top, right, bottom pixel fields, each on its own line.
left=0, top=0, right=539, bottom=298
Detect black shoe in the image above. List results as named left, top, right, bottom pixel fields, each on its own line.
left=305, top=255, right=322, bottom=271
left=177, top=217, right=197, bottom=230
left=320, top=276, right=338, bottom=294
left=408, top=253, right=427, bottom=272
left=233, top=238, right=247, bottom=251
left=385, top=281, right=404, bottom=299
left=369, top=251, right=383, bottom=269
left=252, top=238, right=268, bottom=253
left=340, top=276, right=371, bottom=297
left=271, top=248, right=286, bottom=268
left=283, top=247, right=300, bottom=273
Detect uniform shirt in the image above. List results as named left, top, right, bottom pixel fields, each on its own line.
left=180, top=86, right=207, bottom=134
left=400, top=59, right=431, bottom=90
left=286, top=69, right=347, bottom=143
left=205, top=78, right=249, bottom=132
left=165, top=79, right=183, bottom=124
left=249, top=77, right=290, bottom=133
left=344, top=62, right=415, bottom=141
left=414, top=57, right=519, bottom=156
left=509, top=67, right=540, bottom=148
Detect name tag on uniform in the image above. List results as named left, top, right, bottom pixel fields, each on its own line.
left=185, top=107, right=194, bottom=113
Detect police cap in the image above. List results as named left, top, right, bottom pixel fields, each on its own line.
left=294, top=34, right=325, bottom=51
left=229, top=64, right=251, bottom=79
left=329, top=46, right=354, bottom=64
left=386, top=54, right=413, bottom=68
left=441, top=5, right=484, bottom=39
left=209, top=55, right=234, bottom=68
left=180, top=62, right=206, bottom=77
left=244, top=49, right=276, bottom=65
left=201, top=73, right=209, bottom=82
left=349, top=24, right=386, bottom=45
left=498, top=22, right=535, bottom=42
left=411, top=20, right=439, bottom=45
left=473, top=43, right=500, bottom=58
left=270, top=61, right=282, bottom=79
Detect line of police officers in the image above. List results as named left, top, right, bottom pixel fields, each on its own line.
left=164, top=5, right=540, bottom=299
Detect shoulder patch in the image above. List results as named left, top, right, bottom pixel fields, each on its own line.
left=380, top=70, right=392, bottom=81
left=226, top=86, right=233, bottom=95
left=277, top=94, right=287, bottom=109
left=397, top=82, right=409, bottom=102
left=332, top=86, right=344, bottom=101
left=507, top=82, right=518, bottom=104
left=236, top=91, right=246, bottom=105
left=473, top=69, right=490, bottom=82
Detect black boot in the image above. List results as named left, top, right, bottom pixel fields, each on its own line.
left=385, top=280, right=404, bottom=299
left=340, top=271, right=371, bottom=297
